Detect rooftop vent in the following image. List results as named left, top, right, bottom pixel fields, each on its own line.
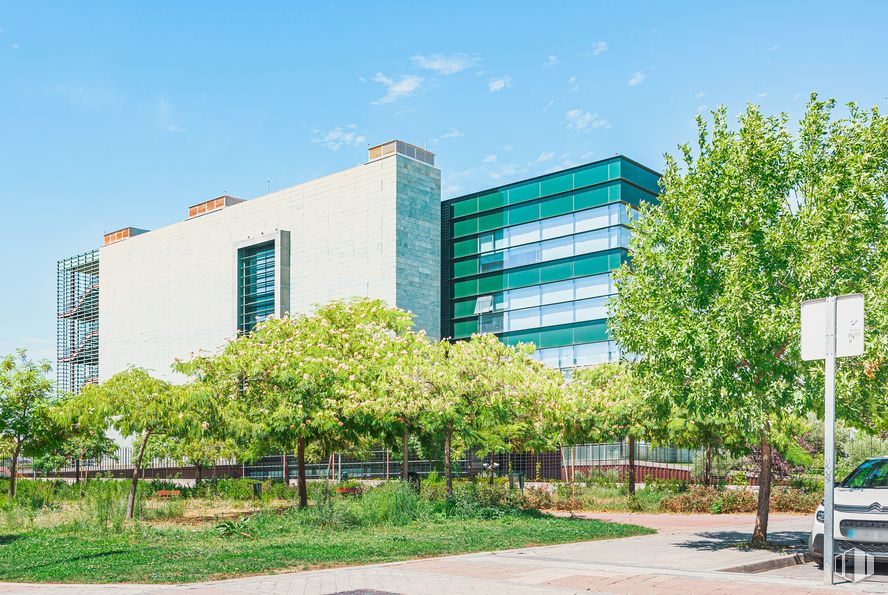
left=188, top=195, right=244, bottom=219
left=103, top=227, right=148, bottom=246
left=367, top=140, right=435, bottom=167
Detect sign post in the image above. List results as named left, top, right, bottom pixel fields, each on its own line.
left=800, top=293, right=864, bottom=586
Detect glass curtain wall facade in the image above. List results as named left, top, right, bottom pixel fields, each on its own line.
left=57, top=249, right=100, bottom=394
left=442, top=156, right=659, bottom=371
left=237, top=242, right=275, bottom=333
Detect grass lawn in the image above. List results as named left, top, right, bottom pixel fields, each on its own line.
left=0, top=511, right=651, bottom=583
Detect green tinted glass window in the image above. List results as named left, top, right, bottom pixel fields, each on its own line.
left=453, top=218, right=479, bottom=238
left=478, top=190, right=506, bottom=211
left=452, top=237, right=478, bottom=258
left=541, top=173, right=573, bottom=197
left=478, top=274, right=504, bottom=294
left=574, top=184, right=611, bottom=210
left=540, top=193, right=573, bottom=218
left=574, top=319, right=609, bottom=344
left=507, top=267, right=540, bottom=288
left=453, top=258, right=479, bottom=278
left=453, top=278, right=479, bottom=299
left=453, top=299, right=477, bottom=318
left=453, top=319, right=479, bottom=338
left=540, top=261, right=573, bottom=283
left=574, top=163, right=611, bottom=188
left=452, top=197, right=478, bottom=218
left=508, top=183, right=541, bottom=203
left=478, top=211, right=506, bottom=232
left=507, top=202, right=539, bottom=225
left=538, top=326, right=574, bottom=348
left=238, top=242, right=275, bottom=334
left=502, top=331, right=538, bottom=347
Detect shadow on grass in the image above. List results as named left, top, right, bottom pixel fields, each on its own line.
left=21, top=549, right=129, bottom=571
left=676, top=530, right=808, bottom=552
left=0, top=535, right=22, bottom=545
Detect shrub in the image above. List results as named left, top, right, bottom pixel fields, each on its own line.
left=522, top=486, right=552, bottom=510
left=770, top=487, right=821, bottom=513
left=360, top=481, right=420, bottom=525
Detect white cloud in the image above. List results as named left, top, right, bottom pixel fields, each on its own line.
left=757, top=91, right=769, bottom=98
left=568, top=76, right=578, bottom=91
left=696, top=104, right=708, bottom=113
left=543, top=55, right=559, bottom=68
left=410, top=53, right=479, bottom=75
left=537, top=152, right=555, bottom=163
left=370, top=73, right=423, bottom=104
left=311, top=125, right=367, bottom=151
left=488, top=75, right=511, bottom=92
left=628, top=71, right=646, bottom=86
left=442, top=129, right=464, bottom=139
left=564, top=109, right=610, bottom=132
left=696, top=91, right=707, bottom=98
left=482, top=154, right=497, bottom=164
left=591, top=41, right=608, bottom=56
left=543, top=99, right=555, bottom=112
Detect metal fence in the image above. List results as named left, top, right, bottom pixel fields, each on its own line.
left=4, top=432, right=885, bottom=485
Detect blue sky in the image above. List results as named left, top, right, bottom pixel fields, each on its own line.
left=2, top=1, right=887, bottom=361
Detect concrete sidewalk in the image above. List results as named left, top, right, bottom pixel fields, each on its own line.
left=3, top=513, right=886, bottom=594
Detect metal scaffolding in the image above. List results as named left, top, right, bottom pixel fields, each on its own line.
left=57, top=249, right=99, bottom=394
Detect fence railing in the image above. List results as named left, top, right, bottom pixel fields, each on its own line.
left=4, top=433, right=885, bottom=485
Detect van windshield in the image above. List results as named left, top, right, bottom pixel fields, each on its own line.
left=842, top=459, right=888, bottom=488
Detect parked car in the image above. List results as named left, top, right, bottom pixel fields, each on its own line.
left=810, top=456, right=888, bottom=566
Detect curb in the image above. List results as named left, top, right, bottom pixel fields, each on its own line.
left=721, top=551, right=813, bottom=574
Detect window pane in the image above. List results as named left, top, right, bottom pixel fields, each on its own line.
left=479, top=253, right=503, bottom=273
left=575, top=273, right=612, bottom=299
left=574, top=204, right=610, bottom=233
left=508, top=307, right=541, bottom=331
left=479, top=233, right=494, bottom=253
left=575, top=297, right=608, bottom=322
left=479, top=312, right=503, bottom=333
left=539, top=303, right=571, bottom=328
left=238, top=242, right=275, bottom=334
left=538, top=347, right=560, bottom=368
left=541, top=236, right=573, bottom=261
left=508, top=286, right=540, bottom=309
left=574, top=342, right=610, bottom=367
left=541, top=302, right=574, bottom=327
left=541, top=214, right=573, bottom=240
left=506, top=221, right=539, bottom=247
left=559, top=346, right=575, bottom=368
left=541, top=280, right=574, bottom=305
left=575, top=228, right=609, bottom=255
left=505, top=244, right=540, bottom=268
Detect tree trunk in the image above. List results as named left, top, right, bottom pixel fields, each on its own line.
left=281, top=451, right=288, bottom=486
left=752, top=432, right=772, bottom=544
left=401, top=426, right=410, bottom=481
left=127, top=430, right=152, bottom=519
left=74, top=458, right=81, bottom=485
left=195, top=462, right=203, bottom=486
left=627, top=435, right=636, bottom=496
left=296, top=436, right=308, bottom=508
left=489, top=452, right=495, bottom=485
left=444, top=424, right=453, bottom=497
left=212, top=463, right=218, bottom=497
left=703, top=443, right=713, bottom=487
left=8, top=440, right=22, bottom=501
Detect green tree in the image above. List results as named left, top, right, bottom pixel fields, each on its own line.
left=412, top=334, right=562, bottom=496
left=178, top=298, right=416, bottom=508
left=0, top=350, right=57, bottom=500
left=66, top=368, right=191, bottom=518
left=610, top=96, right=888, bottom=543
left=566, top=362, right=657, bottom=494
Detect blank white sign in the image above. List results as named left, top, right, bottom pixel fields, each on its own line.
left=800, top=294, right=865, bottom=361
